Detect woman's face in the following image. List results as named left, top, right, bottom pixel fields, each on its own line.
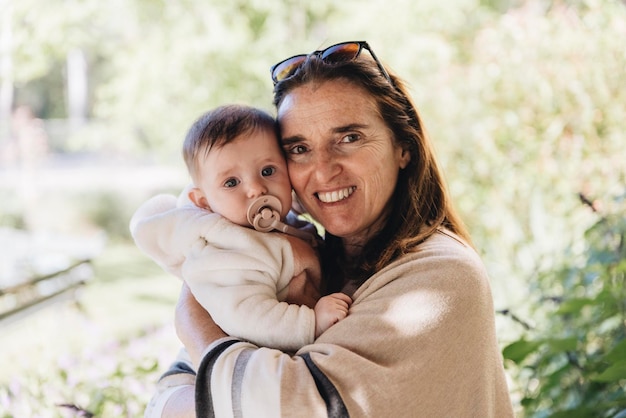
left=278, top=79, right=410, bottom=248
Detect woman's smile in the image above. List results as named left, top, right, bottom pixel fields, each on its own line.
left=316, top=186, right=356, bottom=203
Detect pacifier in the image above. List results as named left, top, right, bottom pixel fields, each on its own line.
left=246, top=195, right=317, bottom=245
left=246, top=195, right=283, bottom=233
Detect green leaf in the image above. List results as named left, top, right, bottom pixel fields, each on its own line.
left=556, top=297, right=594, bottom=314
left=502, top=339, right=543, bottom=364
left=604, top=339, right=626, bottom=363
left=590, top=360, right=626, bottom=382
left=547, top=337, right=578, bottom=352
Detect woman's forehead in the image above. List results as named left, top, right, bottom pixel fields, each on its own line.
left=277, top=81, right=379, bottom=129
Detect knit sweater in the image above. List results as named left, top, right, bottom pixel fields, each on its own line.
left=145, top=229, right=514, bottom=417
left=130, top=194, right=322, bottom=352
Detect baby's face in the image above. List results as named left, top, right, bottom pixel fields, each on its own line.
left=194, top=128, right=293, bottom=227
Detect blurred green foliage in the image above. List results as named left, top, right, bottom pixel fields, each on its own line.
left=82, top=191, right=139, bottom=242
left=503, top=194, right=626, bottom=416
left=2, top=0, right=625, bottom=416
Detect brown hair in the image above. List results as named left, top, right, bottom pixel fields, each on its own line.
left=183, top=104, right=278, bottom=182
left=273, top=55, right=472, bottom=288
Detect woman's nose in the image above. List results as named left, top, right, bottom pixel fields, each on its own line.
left=312, top=149, right=342, bottom=181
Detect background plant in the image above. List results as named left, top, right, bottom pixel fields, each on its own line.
left=503, top=194, right=626, bottom=417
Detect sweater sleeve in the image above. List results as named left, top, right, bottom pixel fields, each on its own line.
left=129, top=194, right=222, bottom=278
left=143, top=348, right=196, bottom=418
left=181, top=219, right=317, bottom=352
left=130, top=193, right=318, bottom=351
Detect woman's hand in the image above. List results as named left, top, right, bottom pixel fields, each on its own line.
left=175, top=283, right=228, bottom=368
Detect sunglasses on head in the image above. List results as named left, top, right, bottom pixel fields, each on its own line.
left=270, top=41, right=393, bottom=86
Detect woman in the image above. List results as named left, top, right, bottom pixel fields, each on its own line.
left=149, top=41, right=514, bottom=417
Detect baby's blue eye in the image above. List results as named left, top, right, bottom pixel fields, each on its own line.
left=261, top=166, right=276, bottom=177
left=224, top=178, right=239, bottom=188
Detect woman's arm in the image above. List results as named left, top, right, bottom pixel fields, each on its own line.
left=175, top=283, right=227, bottom=368
left=161, top=386, right=195, bottom=418
left=157, top=284, right=226, bottom=418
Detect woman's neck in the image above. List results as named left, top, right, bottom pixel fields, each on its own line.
left=340, top=204, right=392, bottom=259
left=342, top=241, right=364, bottom=259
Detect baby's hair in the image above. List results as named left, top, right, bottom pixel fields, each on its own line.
left=183, top=104, right=278, bottom=181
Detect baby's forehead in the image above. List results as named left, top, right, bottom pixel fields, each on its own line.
left=201, top=130, right=283, bottom=166
left=216, top=125, right=279, bottom=149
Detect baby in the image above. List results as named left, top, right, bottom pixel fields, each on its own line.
left=130, top=104, right=351, bottom=352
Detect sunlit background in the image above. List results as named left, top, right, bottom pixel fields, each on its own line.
left=1, top=0, right=625, bottom=416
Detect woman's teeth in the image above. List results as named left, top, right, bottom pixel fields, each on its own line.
left=317, top=187, right=355, bottom=203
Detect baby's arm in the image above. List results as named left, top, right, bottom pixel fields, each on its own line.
left=129, top=194, right=220, bottom=278
left=314, top=293, right=352, bottom=337
left=181, top=221, right=320, bottom=352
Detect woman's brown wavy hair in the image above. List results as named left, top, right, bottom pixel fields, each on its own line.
left=273, top=54, right=472, bottom=289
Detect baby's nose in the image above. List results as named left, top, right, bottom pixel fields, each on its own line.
left=247, top=181, right=268, bottom=198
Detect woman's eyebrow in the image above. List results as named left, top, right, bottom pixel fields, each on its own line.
left=334, top=123, right=368, bottom=133
left=281, top=123, right=370, bottom=145
left=280, top=135, right=304, bottom=145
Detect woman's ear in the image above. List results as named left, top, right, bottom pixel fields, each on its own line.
left=188, top=187, right=210, bottom=210
left=399, top=147, right=411, bottom=169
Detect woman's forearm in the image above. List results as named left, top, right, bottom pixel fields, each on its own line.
left=158, top=285, right=227, bottom=417
left=175, top=283, right=228, bottom=367
left=161, top=385, right=195, bottom=418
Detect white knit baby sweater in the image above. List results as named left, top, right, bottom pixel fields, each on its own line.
left=130, top=194, right=320, bottom=352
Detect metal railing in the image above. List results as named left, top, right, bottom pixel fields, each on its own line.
left=0, top=259, right=93, bottom=325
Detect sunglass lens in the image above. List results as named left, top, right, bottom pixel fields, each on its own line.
left=272, top=55, right=307, bottom=82
left=321, top=43, right=360, bottom=64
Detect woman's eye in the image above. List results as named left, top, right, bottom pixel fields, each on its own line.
left=286, top=144, right=308, bottom=155
left=261, top=166, right=276, bottom=177
left=340, top=133, right=360, bottom=143
left=224, top=178, right=239, bottom=188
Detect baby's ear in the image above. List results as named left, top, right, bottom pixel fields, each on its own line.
left=188, top=187, right=211, bottom=210
left=176, top=183, right=197, bottom=207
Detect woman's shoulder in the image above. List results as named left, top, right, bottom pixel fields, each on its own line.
left=355, top=229, right=488, bottom=299
left=409, top=228, right=483, bottom=268
left=424, top=227, right=473, bottom=251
